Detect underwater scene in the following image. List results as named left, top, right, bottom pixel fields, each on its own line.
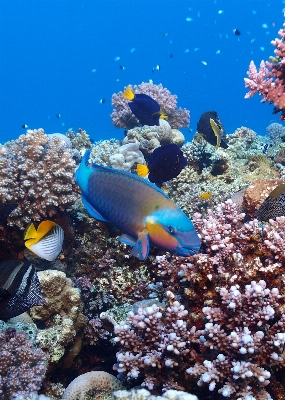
left=4, top=1, right=285, bottom=400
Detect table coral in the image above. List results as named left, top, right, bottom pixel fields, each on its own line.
left=0, top=128, right=78, bottom=229
left=0, top=329, right=47, bottom=399
left=111, top=82, right=190, bottom=129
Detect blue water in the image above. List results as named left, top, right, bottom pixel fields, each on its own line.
left=0, top=0, right=284, bottom=144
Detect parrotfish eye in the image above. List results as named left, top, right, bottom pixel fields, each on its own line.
left=168, top=225, right=175, bottom=234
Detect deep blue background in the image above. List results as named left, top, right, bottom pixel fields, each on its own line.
left=0, top=0, right=284, bottom=143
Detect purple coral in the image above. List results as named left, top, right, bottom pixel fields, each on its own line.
left=0, top=329, right=47, bottom=399
left=111, top=82, right=190, bottom=129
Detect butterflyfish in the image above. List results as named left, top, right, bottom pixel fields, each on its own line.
left=255, top=183, right=285, bottom=222
left=197, top=111, right=228, bottom=149
left=75, top=151, right=200, bottom=260
left=0, top=260, right=45, bottom=320
left=122, top=87, right=167, bottom=126
left=24, top=220, right=64, bottom=261
left=137, top=144, right=187, bottom=187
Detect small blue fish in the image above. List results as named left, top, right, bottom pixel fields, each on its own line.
left=75, top=151, right=200, bottom=260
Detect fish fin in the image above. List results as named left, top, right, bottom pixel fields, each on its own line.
left=24, top=222, right=37, bottom=240
left=0, top=288, right=10, bottom=299
left=159, top=112, right=168, bottom=120
left=82, top=196, right=108, bottom=222
left=130, top=229, right=150, bottom=260
left=122, top=87, right=135, bottom=100
left=28, top=224, right=64, bottom=261
left=209, top=118, right=221, bottom=150
left=137, top=164, right=149, bottom=178
left=118, top=234, right=137, bottom=246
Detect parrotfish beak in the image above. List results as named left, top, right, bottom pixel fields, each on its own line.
left=145, top=209, right=200, bottom=257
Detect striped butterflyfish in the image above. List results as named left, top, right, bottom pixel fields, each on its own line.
left=24, top=220, right=64, bottom=261
left=255, top=183, right=285, bottom=222
left=0, top=260, right=45, bottom=320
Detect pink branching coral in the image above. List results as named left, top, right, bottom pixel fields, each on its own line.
left=113, top=291, right=196, bottom=391
left=111, top=82, right=190, bottom=129
left=244, top=16, right=285, bottom=119
left=0, top=128, right=79, bottom=229
left=0, top=329, right=47, bottom=399
left=186, top=280, right=285, bottom=399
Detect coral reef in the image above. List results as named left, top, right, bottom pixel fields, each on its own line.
left=30, top=270, right=85, bottom=363
left=0, top=328, right=47, bottom=400
left=113, top=388, right=198, bottom=400
left=0, top=128, right=78, bottom=229
left=186, top=280, right=285, bottom=399
left=111, top=82, right=190, bottom=129
left=62, top=371, right=124, bottom=400
left=245, top=16, right=285, bottom=119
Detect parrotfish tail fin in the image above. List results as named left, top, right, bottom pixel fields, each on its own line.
left=137, top=164, right=149, bottom=178
left=130, top=229, right=150, bottom=260
left=122, top=87, right=135, bottom=100
left=209, top=118, right=221, bottom=150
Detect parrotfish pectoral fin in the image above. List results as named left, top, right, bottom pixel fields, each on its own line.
left=82, top=196, right=108, bottom=222
left=118, top=234, right=137, bottom=246
left=130, top=229, right=150, bottom=260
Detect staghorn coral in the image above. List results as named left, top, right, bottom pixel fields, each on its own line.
left=0, top=128, right=78, bottom=229
left=0, top=329, right=47, bottom=400
left=111, top=82, right=190, bottom=129
left=186, top=280, right=285, bottom=399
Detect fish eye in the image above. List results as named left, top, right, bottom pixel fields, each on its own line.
left=168, top=225, right=175, bottom=234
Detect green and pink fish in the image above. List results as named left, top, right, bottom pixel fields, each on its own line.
left=75, top=151, right=200, bottom=260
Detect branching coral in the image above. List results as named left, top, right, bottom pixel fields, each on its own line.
left=0, top=128, right=78, bottom=229
left=113, top=291, right=196, bottom=391
left=0, top=329, right=47, bottom=399
left=111, top=82, right=190, bottom=129
left=186, top=280, right=285, bottom=399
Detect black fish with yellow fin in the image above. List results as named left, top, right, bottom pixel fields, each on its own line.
left=0, top=260, right=44, bottom=320
left=197, top=111, right=228, bottom=149
left=137, top=144, right=187, bottom=187
left=122, top=87, right=167, bottom=126
left=255, top=183, right=285, bottom=221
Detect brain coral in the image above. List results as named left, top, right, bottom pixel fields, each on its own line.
left=0, top=128, right=79, bottom=229
left=62, top=371, right=124, bottom=400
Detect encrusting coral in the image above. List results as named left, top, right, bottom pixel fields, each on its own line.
left=30, top=270, right=85, bottom=363
left=0, top=128, right=78, bottom=229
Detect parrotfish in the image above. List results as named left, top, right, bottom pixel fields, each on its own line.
left=75, top=151, right=200, bottom=260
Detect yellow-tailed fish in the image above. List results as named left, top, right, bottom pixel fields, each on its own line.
left=122, top=87, right=167, bottom=126
left=24, top=220, right=64, bottom=261
left=75, top=151, right=200, bottom=260
left=137, top=164, right=149, bottom=178
left=200, top=192, right=212, bottom=201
